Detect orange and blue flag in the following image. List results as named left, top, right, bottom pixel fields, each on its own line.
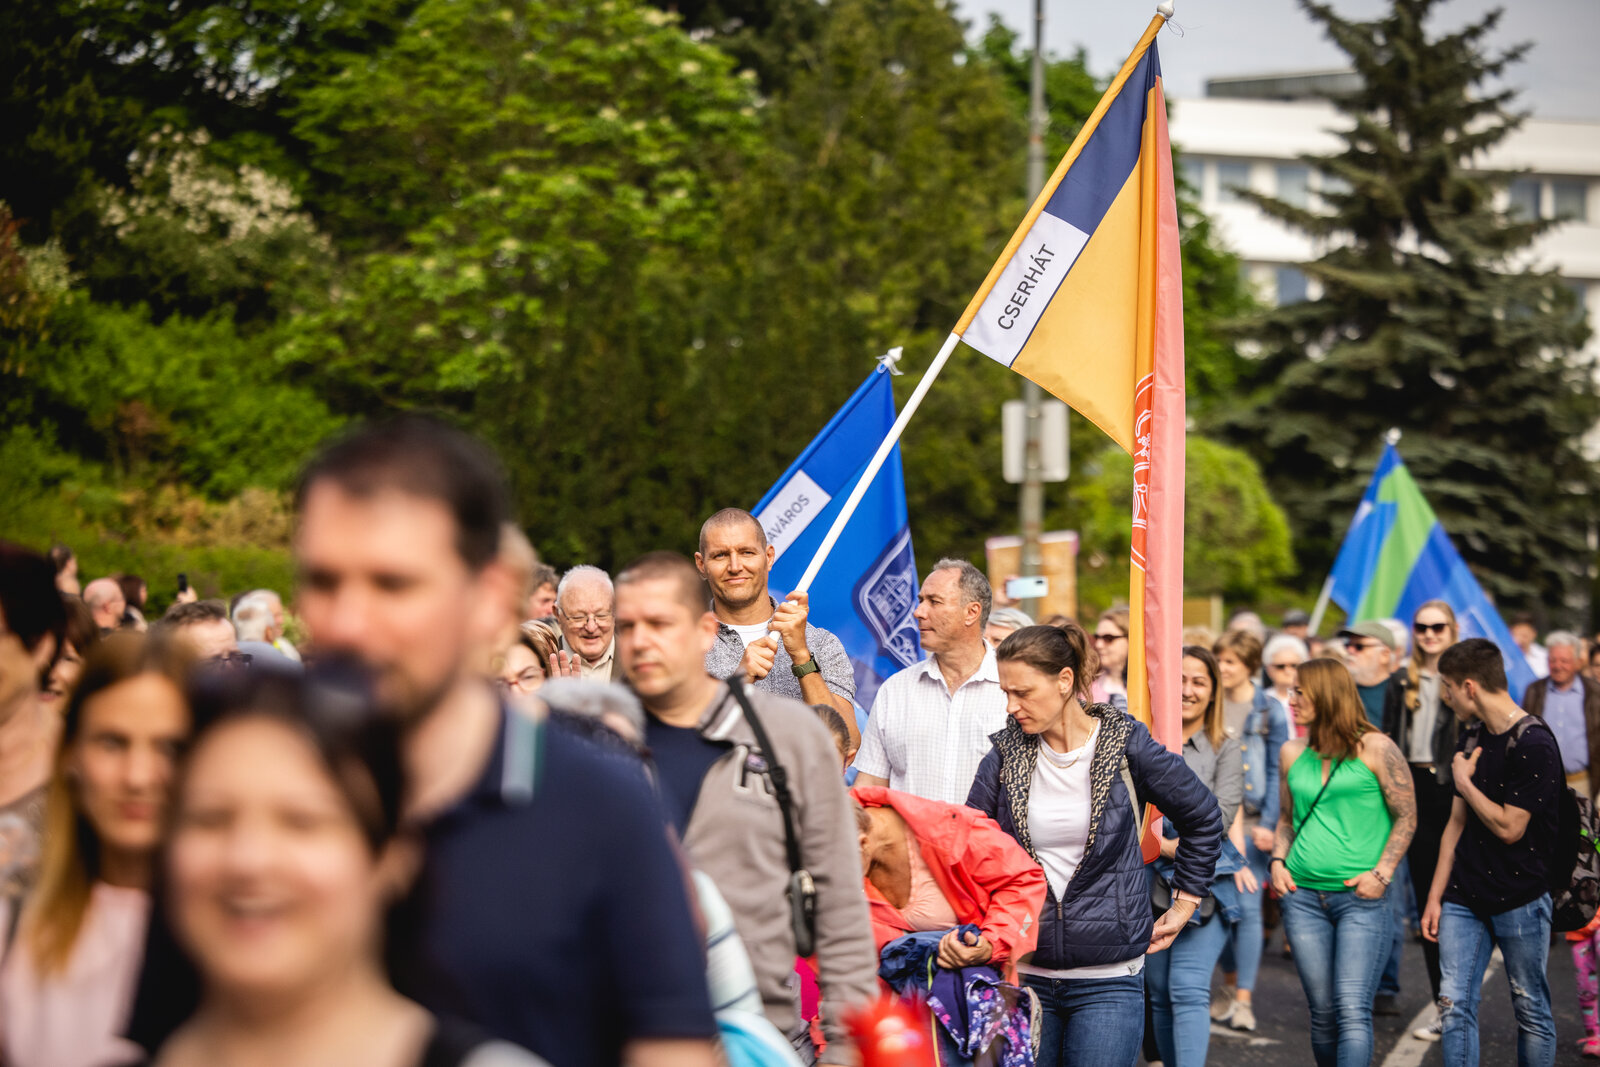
left=955, top=15, right=1185, bottom=749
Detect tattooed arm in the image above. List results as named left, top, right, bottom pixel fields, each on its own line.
left=1270, top=739, right=1304, bottom=895
left=1341, top=730, right=1417, bottom=900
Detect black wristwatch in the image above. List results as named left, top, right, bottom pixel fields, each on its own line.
left=791, top=655, right=821, bottom=679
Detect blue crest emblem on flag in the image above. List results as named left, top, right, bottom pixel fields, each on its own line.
left=854, top=527, right=921, bottom=671
left=755, top=367, right=922, bottom=711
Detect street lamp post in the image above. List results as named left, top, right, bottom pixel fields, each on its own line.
left=1019, top=0, right=1049, bottom=616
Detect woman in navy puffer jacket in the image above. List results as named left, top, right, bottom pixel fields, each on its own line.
left=968, top=624, right=1222, bottom=1067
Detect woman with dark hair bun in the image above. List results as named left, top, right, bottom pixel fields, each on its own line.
left=967, top=625, right=1223, bottom=1067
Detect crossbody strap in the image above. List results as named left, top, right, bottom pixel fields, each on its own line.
left=1287, top=756, right=1344, bottom=862
left=727, top=675, right=803, bottom=875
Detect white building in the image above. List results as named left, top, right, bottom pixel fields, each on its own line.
left=1168, top=70, right=1600, bottom=355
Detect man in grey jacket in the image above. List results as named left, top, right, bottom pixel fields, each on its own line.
left=616, top=551, right=878, bottom=1067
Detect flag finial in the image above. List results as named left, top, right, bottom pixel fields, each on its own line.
left=1156, top=1, right=1175, bottom=19
left=1385, top=427, right=1402, bottom=446
left=877, top=346, right=906, bottom=376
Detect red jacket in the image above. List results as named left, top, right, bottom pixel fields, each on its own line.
left=851, top=785, right=1046, bottom=966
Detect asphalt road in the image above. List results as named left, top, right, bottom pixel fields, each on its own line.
left=1141, top=913, right=1592, bottom=1066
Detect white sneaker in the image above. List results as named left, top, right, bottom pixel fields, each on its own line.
left=1210, top=985, right=1237, bottom=1022
left=1413, top=1016, right=1443, bottom=1042
left=1229, top=1002, right=1257, bottom=1032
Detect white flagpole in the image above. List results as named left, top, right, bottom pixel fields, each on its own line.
left=792, top=331, right=963, bottom=594
left=1306, top=575, right=1336, bottom=636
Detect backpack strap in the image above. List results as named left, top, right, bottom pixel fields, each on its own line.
left=1506, top=713, right=1543, bottom=753
left=499, top=706, right=545, bottom=804
left=726, top=676, right=802, bottom=877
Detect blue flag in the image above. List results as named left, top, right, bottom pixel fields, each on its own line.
left=754, top=368, right=922, bottom=711
left=1327, top=444, right=1535, bottom=700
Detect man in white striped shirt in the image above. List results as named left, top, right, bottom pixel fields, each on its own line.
left=852, top=559, right=1009, bottom=805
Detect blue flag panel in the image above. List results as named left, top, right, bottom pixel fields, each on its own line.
left=753, top=369, right=921, bottom=711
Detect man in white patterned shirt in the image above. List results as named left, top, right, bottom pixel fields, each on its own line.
left=852, top=558, right=1008, bottom=804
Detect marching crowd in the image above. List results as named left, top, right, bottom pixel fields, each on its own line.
left=0, top=415, right=1588, bottom=1067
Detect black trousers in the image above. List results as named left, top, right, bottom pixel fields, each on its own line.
left=1407, top=763, right=1456, bottom=999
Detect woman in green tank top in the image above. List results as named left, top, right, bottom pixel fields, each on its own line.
left=1267, top=659, right=1417, bottom=1067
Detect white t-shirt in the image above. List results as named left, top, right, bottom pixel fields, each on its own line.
left=1017, top=723, right=1145, bottom=980
left=729, top=620, right=776, bottom=649
left=1409, top=671, right=1442, bottom=763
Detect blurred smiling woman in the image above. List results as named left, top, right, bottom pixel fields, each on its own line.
left=1, top=633, right=190, bottom=1067
left=153, top=665, right=544, bottom=1067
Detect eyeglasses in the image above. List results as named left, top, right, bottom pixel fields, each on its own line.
left=1343, top=640, right=1383, bottom=652
left=1267, top=661, right=1298, bottom=670
left=213, top=652, right=253, bottom=668
left=1413, top=621, right=1450, bottom=636
left=496, top=668, right=545, bottom=692
left=559, top=610, right=613, bottom=629
left=1093, top=631, right=1127, bottom=644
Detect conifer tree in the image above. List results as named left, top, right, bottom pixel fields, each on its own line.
left=1216, top=0, right=1596, bottom=613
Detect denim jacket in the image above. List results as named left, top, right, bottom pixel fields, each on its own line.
left=1240, top=688, right=1289, bottom=828
left=1151, top=837, right=1246, bottom=926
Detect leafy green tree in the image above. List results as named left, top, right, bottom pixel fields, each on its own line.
left=1071, top=435, right=1295, bottom=613
left=8, top=296, right=340, bottom=496
left=1214, top=0, right=1596, bottom=611
left=684, top=0, right=1027, bottom=562
left=643, top=0, right=826, bottom=94
left=90, top=127, right=334, bottom=322
left=281, top=0, right=759, bottom=410
left=0, top=0, right=369, bottom=262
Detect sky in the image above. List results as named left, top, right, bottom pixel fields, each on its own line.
left=959, top=0, right=1596, bottom=121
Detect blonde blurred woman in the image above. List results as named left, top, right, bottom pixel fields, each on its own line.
left=0, top=634, right=190, bottom=1067
left=1381, top=599, right=1459, bottom=1035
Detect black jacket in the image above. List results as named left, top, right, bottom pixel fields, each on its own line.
left=1381, top=670, right=1456, bottom=786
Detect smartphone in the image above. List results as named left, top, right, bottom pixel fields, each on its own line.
left=1005, top=575, right=1049, bottom=600
left=177, top=572, right=189, bottom=594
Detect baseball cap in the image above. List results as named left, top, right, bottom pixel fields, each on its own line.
left=1282, top=610, right=1310, bottom=627
left=1337, top=620, right=1397, bottom=651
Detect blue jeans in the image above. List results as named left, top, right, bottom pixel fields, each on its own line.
left=1281, top=886, right=1392, bottom=1067
left=1437, top=895, right=1555, bottom=1067
left=1147, top=911, right=1231, bottom=1067
left=1218, top=838, right=1269, bottom=991
left=1395, top=856, right=1418, bottom=926
left=1023, top=971, right=1144, bottom=1067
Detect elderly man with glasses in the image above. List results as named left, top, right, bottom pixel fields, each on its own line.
left=1521, top=630, right=1600, bottom=801
left=554, top=565, right=623, bottom=682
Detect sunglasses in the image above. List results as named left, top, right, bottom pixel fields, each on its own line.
left=1413, top=621, right=1451, bottom=636
left=1093, top=631, right=1127, bottom=644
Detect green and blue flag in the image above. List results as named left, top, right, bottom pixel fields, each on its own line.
left=1328, top=444, right=1535, bottom=699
